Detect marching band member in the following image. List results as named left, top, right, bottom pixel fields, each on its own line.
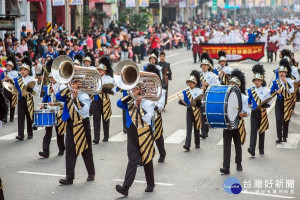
left=292, top=27, right=300, bottom=52
left=179, top=70, right=203, bottom=151
left=39, top=59, right=66, bottom=158
left=14, top=57, right=38, bottom=140
left=214, top=51, right=232, bottom=85
left=158, top=51, right=172, bottom=110
left=220, top=69, right=249, bottom=174
left=145, top=64, right=167, bottom=162
left=271, top=59, right=294, bottom=143
left=83, top=52, right=95, bottom=67
left=92, top=57, right=115, bottom=144
left=0, top=56, right=19, bottom=123
left=199, top=53, right=220, bottom=139
left=116, top=85, right=156, bottom=195
left=247, top=64, right=271, bottom=157
left=73, top=53, right=83, bottom=66
left=56, top=80, right=95, bottom=185
left=143, top=49, right=163, bottom=80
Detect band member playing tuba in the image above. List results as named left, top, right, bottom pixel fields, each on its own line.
left=0, top=56, right=19, bottom=123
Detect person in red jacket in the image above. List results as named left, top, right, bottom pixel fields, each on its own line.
left=192, top=31, right=200, bottom=63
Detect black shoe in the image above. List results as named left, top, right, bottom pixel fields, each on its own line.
left=93, top=139, right=99, bottom=144
left=276, top=138, right=282, bottom=143
left=103, top=137, right=108, bottom=142
left=183, top=145, right=190, bottom=151
left=58, top=151, right=64, bottom=156
left=158, top=156, right=165, bottom=163
left=27, top=135, right=33, bottom=139
left=220, top=167, right=230, bottom=174
left=59, top=178, right=73, bottom=185
left=116, top=184, right=128, bottom=196
left=194, top=61, right=197, bottom=63
left=283, top=138, right=287, bottom=142
left=123, top=129, right=127, bottom=134
left=2, top=118, right=7, bottom=123
left=259, top=150, right=264, bottom=155
left=205, top=134, right=208, bottom=137
left=145, top=185, right=155, bottom=192
left=236, top=164, right=243, bottom=171
left=9, top=118, right=14, bottom=122
left=195, top=144, right=200, bottom=148
left=200, top=134, right=206, bottom=139
left=87, top=174, right=95, bottom=181
left=16, top=136, right=24, bottom=141
left=39, top=151, right=49, bottom=158
left=248, top=148, right=255, bottom=157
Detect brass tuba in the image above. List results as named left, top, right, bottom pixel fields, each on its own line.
left=51, top=55, right=102, bottom=94
left=114, top=60, right=162, bottom=101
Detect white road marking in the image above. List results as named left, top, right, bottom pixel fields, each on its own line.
left=110, top=115, right=122, bottom=118
left=241, top=191, right=295, bottom=199
left=109, top=132, right=127, bottom=142
left=216, top=100, right=276, bottom=145
left=17, top=171, right=65, bottom=177
left=113, top=179, right=174, bottom=186
left=0, top=127, right=45, bottom=140
left=165, top=129, right=186, bottom=144
left=276, top=134, right=300, bottom=149
left=51, top=137, right=57, bottom=141
left=217, top=138, right=234, bottom=146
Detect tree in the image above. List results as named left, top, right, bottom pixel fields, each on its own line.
left=82, top=6, right=108, bottom=31
left=83, top=5, right=91, bottom=32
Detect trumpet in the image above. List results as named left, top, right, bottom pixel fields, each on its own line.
left=51, top=55, right=102, bottom=94
left=114, top=60, right=162, bottom=101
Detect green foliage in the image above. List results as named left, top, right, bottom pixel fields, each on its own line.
left=117, top=8, right=152, bottom=31
left=83, top=5, right=91, bottom=32
left=82, top=6, right=108, bottom=31
left=90, top=9, right=107, bottom=27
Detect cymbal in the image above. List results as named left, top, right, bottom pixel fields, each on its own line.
left=3, top=82, right=19, bottom=94
left=102, top=83, right=114, bottom=90
left=190, top=94, right=205, bottom=107
left=255, top=97, right=273, bottom=110
left=21, top=81, right=36, bottom=97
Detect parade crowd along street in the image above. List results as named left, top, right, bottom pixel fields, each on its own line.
left=0, top=17, right=299, bottom=197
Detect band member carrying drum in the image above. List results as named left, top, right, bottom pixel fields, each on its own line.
left=39, top=59, right=66, bottom=158
left=145, top=64, right=167, bottom=162
left=179, top=70, right=203, bottom=151
left=247, top=64, right=271, bottom=157
left=116, top=86, right=156, bottom=196
left=92, top=57, right=115, bottom=144
left=0, top=56, right=19, bottom=123
left=220, top=69, right=250, bottom=174
left=56, top=80, right=95, bottom=185
left=199, top=52, right=220, bottom=139
left=14, top=57, right=38, bottom=141
left=214, top=51, right=232, bottom=85
left=271, top=59, right=294, bottom=143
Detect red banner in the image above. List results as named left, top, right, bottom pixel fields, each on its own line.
left=200, top=43, right=265, bottom=62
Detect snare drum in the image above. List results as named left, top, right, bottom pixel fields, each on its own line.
left=33, top=109, right=57, bottom=127
left=203, top=85, right=241, bottom=129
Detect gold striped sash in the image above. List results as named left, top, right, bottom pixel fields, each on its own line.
left=217, top=68, right=230, bottom=85
left=154, top=111, right=163, bottom=140
left=18, top=78, right=34, bottom=121
left=100, top=93, right=112, bottom=121
left=238, top=119, right=246, bottom=145
left=56, top=106, right=66, bottom=135
left=61, top=88, right=88, bottom=155
left=7, top=79, right=17, bottom=107
left=250, top=88, right=269, bottom=134
left=186, top=89, right=201, bottom=130
left=128, top=102, right=155, bottom=165
left=277, top=80, right=293, bottom=122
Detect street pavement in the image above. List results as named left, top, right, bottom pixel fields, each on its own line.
left=0, top=47, right=300, bottom=200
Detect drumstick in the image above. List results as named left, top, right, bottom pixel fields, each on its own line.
left=177, top=94, right=188, bottom=107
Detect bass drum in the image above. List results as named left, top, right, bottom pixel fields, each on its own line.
left=203, top=85, right=242, bottom=130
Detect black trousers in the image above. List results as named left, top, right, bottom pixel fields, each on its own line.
left=17, top=98, right=33, bottom=138
left=140, top=44, right=146, bottom=60
left=42, top=126, right=65, bottom=155
left=223, top=129, right=242, bottom=169
left=267, top=49, right=273, bottom=62
left=249, top=109, right=265, bottom=152
left=92, top=99, right=110, bottom=140
left=201, top=105, right=209, bottom=136
left=163, top=85, right=168, bottom=108
left=0, top=177, right=3, bottom=200
left=122, top=109, right=127, bottom=131
left=4, top=89, right=15, bottom=121
left=65, top=118, right=95, bottom=180
left=193, top=53, right=201, bottom=63
left=155, top=135, right=166, bottom=157
left=275, top=99, right=290, bottom=139
left=185, top=109, right=200, bottom=147
left=123, top=124, right=154, bottom=188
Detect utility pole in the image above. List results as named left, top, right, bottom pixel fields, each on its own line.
left=135, top=0, right=139, bottom=13
left=233, top=0, right=236, bottom=23
left=46, top=0, right=52, bottom=34
left=65, top=0, right=70, bottom=33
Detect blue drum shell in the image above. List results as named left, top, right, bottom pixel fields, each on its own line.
left=34, top=111, right=56, bottom=127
